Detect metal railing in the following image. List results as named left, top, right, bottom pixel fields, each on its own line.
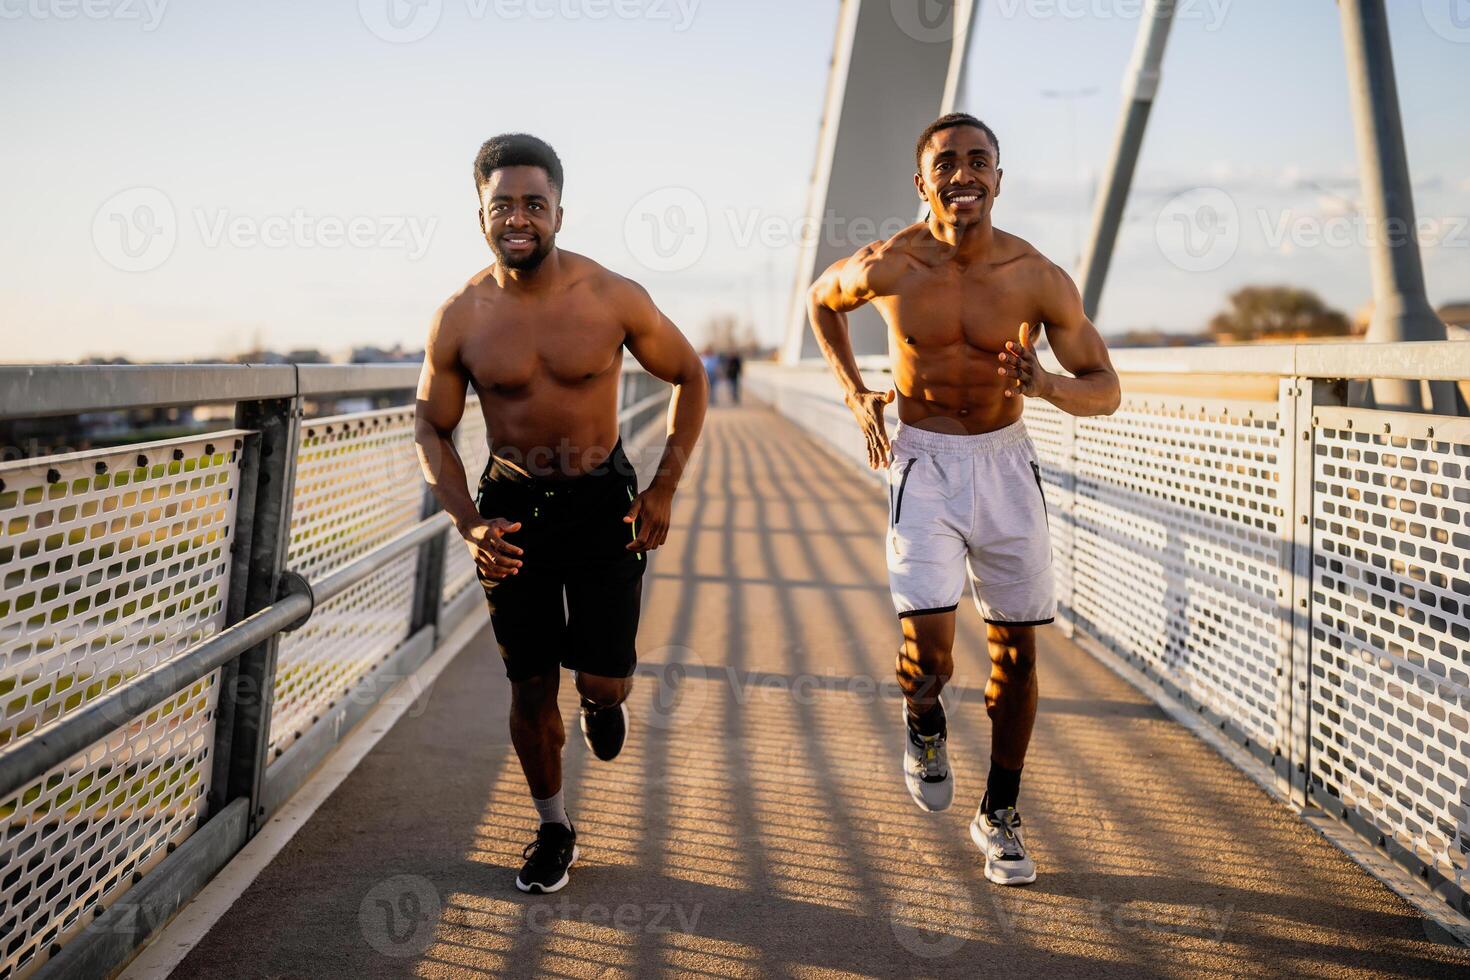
left=0, top=364, right=671, bottom=979
left=749, top=340, right=1470, bottom=923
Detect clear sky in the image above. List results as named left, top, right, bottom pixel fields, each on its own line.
left=2, top=0, right=1467, bottom=363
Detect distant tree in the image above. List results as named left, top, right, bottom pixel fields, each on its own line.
left=1208, top=286, right=1350, bottom=342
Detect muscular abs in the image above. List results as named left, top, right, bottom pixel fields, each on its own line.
left=875, top=258, right=1040, bottom=434
left=456, top=282, right=629, bottom=476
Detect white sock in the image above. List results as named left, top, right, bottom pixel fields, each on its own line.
left=533, top=790, right=571, bottom=830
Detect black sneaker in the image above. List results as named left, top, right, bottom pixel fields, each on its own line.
left=579, top=700, right=628, bottom=761
left=515, top=822, right=578, bottom=894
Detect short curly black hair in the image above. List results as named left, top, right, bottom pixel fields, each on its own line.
left=914, top=113, right=999, bottom=170
left=473, top=133, right=564, bottom=197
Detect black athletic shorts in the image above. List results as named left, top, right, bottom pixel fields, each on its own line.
left=473, top=440, right=647, bottom=683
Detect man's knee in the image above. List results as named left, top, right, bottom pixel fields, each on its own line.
left=899, top=638, right=953, bottom=677
left=987, top=625, right=1037, bottom=676
left=511, top=672, right=560, bottom=722
left=575, top=671, right=632, bottom=709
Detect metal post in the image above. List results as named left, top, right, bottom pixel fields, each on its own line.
left=1277, top=379, right=1314, bottom=806
left=1076, top=0, right=1175, bottom=321
left=1337, top=0, right=1456, bottom=414
left=410, top=486, right=447, bottom=636
left=211, top=394, right=302, bottom=833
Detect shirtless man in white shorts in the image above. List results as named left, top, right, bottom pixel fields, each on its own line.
left=807, top=113, right=1120, bottom=885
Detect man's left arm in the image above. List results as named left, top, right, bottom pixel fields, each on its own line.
left=997, top=263, right=1121, bottom=417
left=618, top=279, right=709, bottom=551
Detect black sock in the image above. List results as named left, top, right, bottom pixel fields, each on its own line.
left=981, top=759, right=1023, bottom=813
left=907, top=699, right=946, bottom=737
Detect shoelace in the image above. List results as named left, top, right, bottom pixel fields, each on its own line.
left=912, top=731, right=945, bottom=779
left=522, top=828, right=566, bottom=864
left=988, top=810, right=1026, bottom=859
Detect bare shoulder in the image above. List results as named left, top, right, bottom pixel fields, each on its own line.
left=996, top=229, right=1076, bottom=295
left=428, top=272, right=492, bottom=351
left=561, top=250, right=655, bottom=313
left=846, top=222, right=928, bottom=294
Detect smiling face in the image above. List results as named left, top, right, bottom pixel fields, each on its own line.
left=915, top=124, right=1002, bottom=229
left=478, top=165, right=562, bottom=271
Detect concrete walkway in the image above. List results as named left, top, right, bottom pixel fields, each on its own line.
left=169, top=405, right=1468, bottom=978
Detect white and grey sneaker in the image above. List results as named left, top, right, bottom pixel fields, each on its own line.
left=970, top=807, right=1036, bottom=885
left=902, top=702, right=953, bottom=812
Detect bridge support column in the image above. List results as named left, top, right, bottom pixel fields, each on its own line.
left=781, top=0, right=978, bottom=363
left=1076, top=0, right=1175, bottom=323
left=1337, top=0, right=1458, bottom=414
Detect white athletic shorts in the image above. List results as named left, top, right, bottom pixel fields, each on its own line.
left=884, top=419, right=1056, bottom=626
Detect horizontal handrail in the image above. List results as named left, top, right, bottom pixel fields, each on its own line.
left=0, top=364, right=299, bottom=420
left=0, top=511, right=453, bottom=804
left=0, top=596, right=309, bottom=803
left=0, top=362, right=659, bottom=422
left=313, top=514, right=452, bottom=605
left=768, top=339, right=1470, bottom=382
left=0, top=375, right=675, bottom=806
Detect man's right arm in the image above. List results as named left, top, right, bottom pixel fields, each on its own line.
left=807, top=246, right=896, bottom=469
left=414, top=301, right=522, bottom=581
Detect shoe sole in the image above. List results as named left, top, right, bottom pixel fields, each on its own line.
left=515, top=845, right=580, bottom=894
left=969, top=821, right=1036, bottom=886
left=581, top=703, right=628, bottom=761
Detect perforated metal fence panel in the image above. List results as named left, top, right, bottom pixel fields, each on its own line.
left=0, top=434, right=246, bottom=979
left=268, top=408, right=423, bottom=761
left=1069, top=396, right=1286, bottom=753
left=1021, top=401, right=1075, bottom=636
left=440, top=397, right=490, bottom=618
left=1307, top=407, right=1470, bottom=899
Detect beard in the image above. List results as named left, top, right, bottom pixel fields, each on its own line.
left=489, top=233, right=554, bottom=271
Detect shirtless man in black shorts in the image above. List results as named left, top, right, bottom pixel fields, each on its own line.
left=414, top=134, right=707, bottom=893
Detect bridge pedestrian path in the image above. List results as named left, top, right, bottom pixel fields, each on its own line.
left=147, top=405, right=1468, bottom=978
